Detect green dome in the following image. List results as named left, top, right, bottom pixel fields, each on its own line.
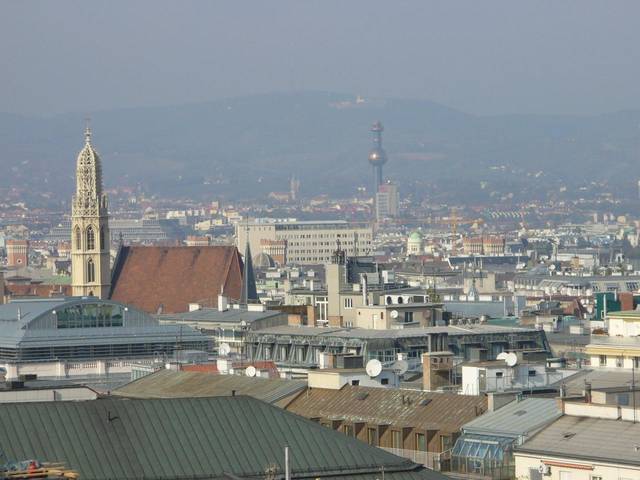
left=408, top=231, right=423, bottom=241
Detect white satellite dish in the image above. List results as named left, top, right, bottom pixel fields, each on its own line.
left=218, top=343, right=231, bottom=356
left=390, top=310, right=399, bottom=319
left=496, top=352, right=509, bottom=362
left=392, top=360, right=409, bottom=376
left=365, top=359, right=383, bottom=378
left=505, top=352, right=518, bottom=367
left=245, top=365, right=257, bottom=377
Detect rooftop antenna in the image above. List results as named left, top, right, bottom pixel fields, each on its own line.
left=84, top=117, right=92, bottom=144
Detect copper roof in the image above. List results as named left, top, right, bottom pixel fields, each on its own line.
left=285, top=385, right=487, bottom=433
left=109, top=245, right=243, bottom=314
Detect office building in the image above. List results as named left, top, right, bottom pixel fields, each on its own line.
left=236, top=220, right=373, bottom=265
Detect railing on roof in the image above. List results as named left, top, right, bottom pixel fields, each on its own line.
left=379, top=447, right=449, bottom=471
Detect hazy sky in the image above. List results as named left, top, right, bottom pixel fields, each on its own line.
left=2, top=1, right=639, bottom=116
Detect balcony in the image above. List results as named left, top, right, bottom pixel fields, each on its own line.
left=379, top=447, right=448, bottom=471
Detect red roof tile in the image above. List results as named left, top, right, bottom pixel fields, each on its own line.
left=109, top=245, right=243, bottom=314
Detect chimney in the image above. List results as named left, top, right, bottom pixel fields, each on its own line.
left=362, top=275, right=369, bottom=306
left=218, top=294, right=228, bottom=312
left=584, top=382, right=592, bottom=403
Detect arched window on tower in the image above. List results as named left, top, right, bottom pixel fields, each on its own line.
left=86, top=226, right=95, bottom=250
left=74, top=227, right=81, bottom=249
left=100, top=226, right=105, bottom=250
left=87, top=258, right=95, bottom=283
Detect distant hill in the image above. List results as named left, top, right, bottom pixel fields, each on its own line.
left=1, top=92, right=639, bottom=203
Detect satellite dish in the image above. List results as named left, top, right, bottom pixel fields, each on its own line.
left=392, top=360, right=409, bottom=376
left=549, top=264, right=556, bottom=271
left=505, top=352, right=518, bottom=367
left=365, top=359, right=383, bottom=378
left=245, top=365, right=256, bottom=377
left=219, top=343, right=231, bottom=356
left=390, top=310, right=399, bottom=319
left=496, top=352, right=509, bottom=362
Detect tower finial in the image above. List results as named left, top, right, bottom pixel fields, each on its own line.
left=84, top=117, right=92, bottom=144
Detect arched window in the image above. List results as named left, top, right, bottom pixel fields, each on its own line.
left=74, top=227, right=81, bottom=249
left=86, top=226, right=95, bottom=250
left=87, top=258, right=95, bottom=283
left=100, top=226, right=106, bottom=250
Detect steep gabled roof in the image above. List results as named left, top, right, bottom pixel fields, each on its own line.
left=109, top=246, right=243, bottom=314
left=0, top=396, right=446, bottom=479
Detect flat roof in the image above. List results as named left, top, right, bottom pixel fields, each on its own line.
left=516, top=415, right=640, bottom=466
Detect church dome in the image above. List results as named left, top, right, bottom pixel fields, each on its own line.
left=253, top=252, right=275, bottom=269
left=408, top=231, right=423, bottom=242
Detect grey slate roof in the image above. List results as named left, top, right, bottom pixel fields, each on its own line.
left=463, top=398, right=561, bottom=439
left=114, top=370, right=307, bottom=406
left=0, top=396, right=446, bottom=480
left=516, top=415, right=640, bottom=466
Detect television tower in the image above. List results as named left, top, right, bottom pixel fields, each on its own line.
left=367, top=121, right=388, bottom=192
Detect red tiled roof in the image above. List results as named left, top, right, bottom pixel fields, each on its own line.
left=180, top=363, right=219, bottom=374
left=109, top=245, right=243, bottom=314
left=4, top=283, right=71, bottom=298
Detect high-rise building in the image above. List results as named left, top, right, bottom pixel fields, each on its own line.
left=71, top=127, right=111, bottom=298
left=375, top=182, right=399, bottom=221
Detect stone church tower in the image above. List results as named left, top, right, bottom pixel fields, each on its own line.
left=71, top=127, right=111, bottom=298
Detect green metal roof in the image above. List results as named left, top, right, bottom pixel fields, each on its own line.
left=0, top=396, right=445, bottom=480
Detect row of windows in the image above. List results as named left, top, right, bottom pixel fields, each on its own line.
left=598, top=354, right=640, bottom=368
left=322, top=421, right=451, bottom=452
left=74, top=225, right=107, bottom=251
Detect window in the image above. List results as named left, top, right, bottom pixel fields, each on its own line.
left=367, top=428, right=378, bottom=446
left=616, top=356, right=624, bottom=368
left=415, top=433, right=426, bottom=451
left=528, top=369, right=536, bottom=377
left=74, top=227, right=81, bottom=249
left=495, top=372, right=503, bottom=378
left=343, top=425, right=354, bottom=437
left=635, top=357, right=640, bottom=369
left=617, top=393, right=630, bottom=406
left=344, top=298, right=353, bottom=309
left=529, top=469, right=542, bottom=480
left=381, top=378, right=389, bottom=385
left=441, top=435, right=452, bottom=452
left=404, top=311, right=414, bottom=323
left=351, top=379, right=360, bottom=386
left=86, top=226, right=95, bottom=250
left=86, top=258, right=95, bottom=283
left=100, top=226, right=106, bottom=250
left=599, top=355, right=607, bottom=366
left=392, top=430, right=402, bottom=449
left=591, top=476, right=603, bottom=480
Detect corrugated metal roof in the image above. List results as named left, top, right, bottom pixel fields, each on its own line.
left=285, top=386, right=487, bottom=433
left=114, top=370, right=307, bottom=406
left=516, top=415, right=640, bottom=466
left=0, top=396, right=446, bottom=479
left=463, top=398, right=561, bottom=438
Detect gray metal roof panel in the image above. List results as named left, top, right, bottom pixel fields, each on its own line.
left=114, top=370, right=307, bottom=405
left=463, top=398, right=561, bottom=438
left=516, top=415, right=640, bottom=465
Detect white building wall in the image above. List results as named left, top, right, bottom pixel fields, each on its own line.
left=515, top=452, right=640, bottom=480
